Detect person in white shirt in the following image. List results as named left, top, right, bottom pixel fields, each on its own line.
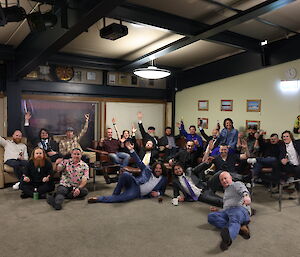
left=0, top=130, right=28, bottom=189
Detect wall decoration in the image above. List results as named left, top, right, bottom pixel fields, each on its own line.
left=87, top=71, right=96, bottom=81
left=131, top=75, right=138, bottom=85
left=73, top=71, right=82, bottom=82
left=198, top=100, right=209, bottom=111
left=108, top=73, right=116, bottom=84
left=221, top=99, right=233, bottom=111
left=198, top=117, right=208, bottom=129
left=247, top=99, right=261, bottom=112
left=246, top=120, right=260, bottom=129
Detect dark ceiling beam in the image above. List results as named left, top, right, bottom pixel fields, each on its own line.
left=118, top=0, right=294, bottom=72
left=109, top=3, right=260, bottom=51
left=0, top=44, right=15, bottom=60
left=15, top=0, right=126, bottom=78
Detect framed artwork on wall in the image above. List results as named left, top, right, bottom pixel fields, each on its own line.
left=246, top=120, right=260, bottom=129
left=221, top=99, right=233, bottom=111
left=198, top=100, right=209, bottom=111
left=247, top=99, right=261, bottom=112
left=198, top=117, right=208, bottom=129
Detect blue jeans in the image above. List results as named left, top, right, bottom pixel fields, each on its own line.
left=97, top=172, right=140, bottom=203
left=208, top=206, right=250, bottom=240
left=108, top=152, right=130, bottom=167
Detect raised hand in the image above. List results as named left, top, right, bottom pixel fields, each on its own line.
left=137, top=112, right=143, bottom=120
left=132, top=124, right=137, bottom=133
left=175, top=122, right=181, bottom=128
left=112, top=117, right=116, bottom=124
left=25, top=112, right=31, bottom=120
left=120, top=137, right=126, bottom=143
left=85, top=113, right=90, bottom=121
left=23, top=176, right=30, bottom=183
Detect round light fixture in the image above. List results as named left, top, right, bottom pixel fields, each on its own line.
left=133, top=66, right=171, bottom=79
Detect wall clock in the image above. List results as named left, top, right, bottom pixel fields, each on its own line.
left=54, top=66, right=74, bottom=81
left=285, top=67, right=297, bottom=80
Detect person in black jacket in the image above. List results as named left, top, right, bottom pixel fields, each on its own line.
left=20, top=147, right=55, bottom=199
left=159, top=127, right=178, bottom=161
left=137, top=112, right=158, bottom=149
left=24, top=112, right=63, bottom=163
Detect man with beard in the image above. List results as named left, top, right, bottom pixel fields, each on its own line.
left=20, top=147, right=55, bottom=199
left=47, top=148, right=89, bottom=210
left=0, top=130, right=28, bottom=190
left=87, top=141, right=167, bottom=203
left=24, top=112, right=63, bottom=164
left=237, top=125, right=261, bottom=157
left=139, top=140, right=159, bottom=166
left=159, top=127, right=178, bottom=161
left=137, top=112, right=159, bottom=149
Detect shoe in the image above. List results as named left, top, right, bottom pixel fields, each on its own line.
left=47, top=195, right=62, bottom=210
left=239, top=225, right=251, bottom=239
left=12, top=182, right=20, bottom=190
left=20, top=193, right=30, bottom=199
left=88, top=197, right=98, bottom=204
left=220, top=228, right=232, bottom=251
left=286, top=177, right=295, bottom=184
left=247, top=158, right=257, bottom=165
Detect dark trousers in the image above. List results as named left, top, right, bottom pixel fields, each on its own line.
left=20, top=181, right=55, bottom=197
left=5, top=159, right=28, bottom=180
left=97, top=172, right=140, bottom=203
left=54, top=185, right=88, bottom=206
left=253, top=157, right=280, bottom=181
left=281, top=164, right=300, bottom=179
left=199, top=189, right=223, bottom=207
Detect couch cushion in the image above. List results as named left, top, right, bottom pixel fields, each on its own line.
left=3, top=164, right=14, bottom=173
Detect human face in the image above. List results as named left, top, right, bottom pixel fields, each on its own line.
left=40, top=130, right=49, bottom=139
left=219, top=172, right=232, bottom=188
left=247, top=129, right=256, bottom=136
left=225, top=120, right=233, bottom=130
left=189, top=127, right=196, bottom=135
left=154, top=164, right=163, bottom=176
left=282, top=133, right=292, bottom=144
left=66, top=130, right=74, bottom=139
left=71, top=149, right=82, bottom=162
left=34, top=148, right=44, bottom=159
left=107, top=129, right=113, bottom=139
left=12, top=130, right=22, bottom=144
left=186, top=141, right=194, bottom=152
left=270, top=135, right=279, bottom=144
left=145, top=140, right=153, bottom=150
left=148, top=129, right=155, bottom=136
left=219, top=145, right=229, bottom=156
left=165, top=128, right=172, bottom=136
left=174, top=165, right=184, bottom=176
left=123, top=130, right=130, bottom=139
left=212, top=129, right=219, bottom=139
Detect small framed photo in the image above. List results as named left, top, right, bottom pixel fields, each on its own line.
left=221, top=99, right=233, bottom=111
left=198, top=100, right=209, bottom=111
left=198, top=118, right=208, bottom=129
left=247, top=99, right=261, bottom=112
left=87, top=71, right=96, bottom=81
left=246, top=120, right=260, bottom=130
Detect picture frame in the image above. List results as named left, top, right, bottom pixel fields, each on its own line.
left=221, top=99, right=233, bottom=111
left=198, top=100, right=209, bottom=111
left=198, top=118, right=208, bottom=129
left=246, top=120, right=260, bottom=130
left=247, top=99, right=261, bottom=112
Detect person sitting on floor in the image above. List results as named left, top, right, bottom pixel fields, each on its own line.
left=172, top=162, right=223, bottom=207
left=20, top=147, right=55, bottom=199
left=47, top=148, right=89, bottom=210
left=208, top=171, right=251, bottom=251
left=0, top=130, right=28, bottom=190
left=88, top=141, right=167, bottom=203
left=24, top=112, right=63, bottom=164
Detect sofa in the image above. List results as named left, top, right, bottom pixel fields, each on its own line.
left=0, top=137, right=27, bottom=189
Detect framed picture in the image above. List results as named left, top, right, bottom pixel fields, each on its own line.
left=221, top=99, right=233, bottom=111
left=247, top=99, right=261, bottom=112
left=246, top=120, right=260, bottom=130
left=198, top=100, right=209, bottom=111
left=198, top=118, right=208, bottom=129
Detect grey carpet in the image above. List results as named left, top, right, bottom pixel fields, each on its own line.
left=1, top=178, right=300, bottom=257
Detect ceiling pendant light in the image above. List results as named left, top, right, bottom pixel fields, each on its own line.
left=133, top=60, right=171, bottom=79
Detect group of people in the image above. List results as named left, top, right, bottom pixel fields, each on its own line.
left=1, top=112, right=300, bottom=251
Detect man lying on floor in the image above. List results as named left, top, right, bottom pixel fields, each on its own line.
left=88, top=141, right=167, bottom=203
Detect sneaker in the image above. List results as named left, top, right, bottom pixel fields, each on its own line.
left=220, top=228, right=232, bottom=251
left=12, top=182, right=20, bottom=190
left=88, top=197, right=98, bottom=204
left=286, top=177, right=295, bottom=184
left=247, top=158, right=257, bottom=165
left=47, top=195, right=62, bottom=210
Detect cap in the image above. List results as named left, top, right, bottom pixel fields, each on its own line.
left=66, top=127, right=74, bottom=132
left=148, top=126, right=155, bottom=131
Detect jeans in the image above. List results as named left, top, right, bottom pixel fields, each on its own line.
left=97, top=172, right=140, bottom=203
left=208, top=206, right=250, bottom=240
left=109, top=152, right=131, bottom=167
left=5, top=159, right=28, bottom=180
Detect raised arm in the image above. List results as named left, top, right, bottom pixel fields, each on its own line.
left=112, top=117, right=121, bottom=140
left=77, top=113, right=90, bottom=140
left=125, top=141, right=147, bottom=171
left=137, top=112, right=147, bottom=139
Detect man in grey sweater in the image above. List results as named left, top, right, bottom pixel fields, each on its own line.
left=208, top=171, right=251, bottom=251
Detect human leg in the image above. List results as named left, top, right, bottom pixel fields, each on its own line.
left=208, top=210, right=228, bottom=229
left=225, top=207, right=250, bottom=240
left=199, top=189, right=223, bottom=207
left=112, top=172, right=134, bottom=195
left=116, top=152, right=131, bottom=167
